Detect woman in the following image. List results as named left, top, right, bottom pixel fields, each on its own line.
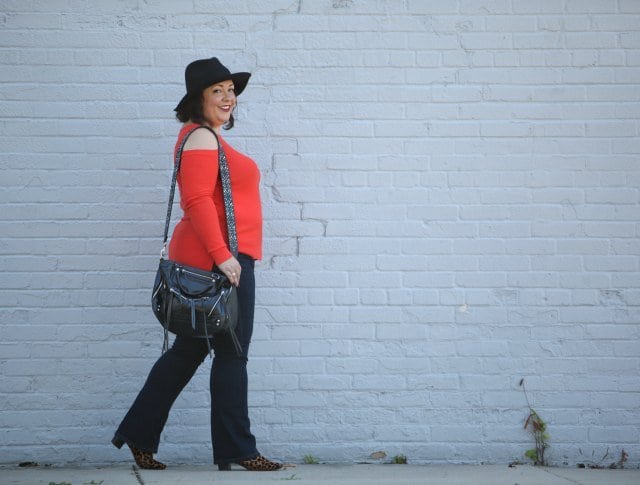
left=111, top=57, right=282, bottom=472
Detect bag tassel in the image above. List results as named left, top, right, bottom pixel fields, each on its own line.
left=162, top=328, right=169, bottom=354
left=190, top=299, right=196, bottom=332
left=162, top=298, right=174, bottom=354
left=229, top=328, right=242, bottom=356
left=201, top=301, right=213, bottom=359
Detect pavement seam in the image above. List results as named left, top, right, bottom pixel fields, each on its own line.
left=540, top=467, right=582, bottom=485
left=131, top=464, right=145, bottom=485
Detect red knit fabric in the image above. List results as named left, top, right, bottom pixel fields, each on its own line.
left=168, top=124, right=262, bottom=270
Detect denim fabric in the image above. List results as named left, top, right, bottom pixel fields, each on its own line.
left=112, top=254, right=258, bottom=464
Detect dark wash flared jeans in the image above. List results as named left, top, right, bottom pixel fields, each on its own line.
left=112, top=254, right=259, bottom=465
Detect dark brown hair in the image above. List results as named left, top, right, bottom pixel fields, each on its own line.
left=174, top=94, right=235, bottom=130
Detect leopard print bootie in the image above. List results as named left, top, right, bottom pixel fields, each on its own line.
left=129, top=445, right=166, bottom=470
left=218, top=454, right=283, bottom=471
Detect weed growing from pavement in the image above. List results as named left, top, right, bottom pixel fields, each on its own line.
left=391, top=454, right=408, bottom=464
left=520, top=378, right=549, bottom=466
left=303, top=454, right=319, bottom=464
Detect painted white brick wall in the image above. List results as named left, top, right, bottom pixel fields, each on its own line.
left=1, top=0, right=639, bottom=467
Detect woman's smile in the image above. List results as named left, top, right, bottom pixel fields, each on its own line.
left=202, top=80, right=236, bottom=127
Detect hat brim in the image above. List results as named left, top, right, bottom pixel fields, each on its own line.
left=174, top=72, right=251, bottom=112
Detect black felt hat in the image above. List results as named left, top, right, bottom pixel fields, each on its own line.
left=174, top=57, right=251, bottom=112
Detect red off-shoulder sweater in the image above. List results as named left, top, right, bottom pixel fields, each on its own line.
left=168, top=124, right=262, bottom=270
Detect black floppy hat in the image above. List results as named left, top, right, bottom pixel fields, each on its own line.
left=174, top=57, right=251, bottom=112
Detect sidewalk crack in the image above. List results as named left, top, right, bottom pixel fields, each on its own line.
left=132, top=464, right=145, bottom=485
left=540, top=467, right=581, bottom=484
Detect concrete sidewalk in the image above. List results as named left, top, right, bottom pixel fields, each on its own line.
left=1, top=464, right=639, bottom=485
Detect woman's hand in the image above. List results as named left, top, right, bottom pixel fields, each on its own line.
left=218, top=256, right=241, bottom=287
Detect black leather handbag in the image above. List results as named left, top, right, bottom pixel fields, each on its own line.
left=152, top=125, right=241, bottom=356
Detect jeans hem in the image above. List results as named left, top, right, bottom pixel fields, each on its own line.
left=111, top=432, right=158, bottom=454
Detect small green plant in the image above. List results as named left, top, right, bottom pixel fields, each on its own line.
left=49, top=482, right=72, bottom=485
left=281, top=473, right=299, bottom=480
left=391, top=454, right=407, bottom=464
left=520, top=378, right=549, bottom=466
left=83, top=481, right=104, bottom=485
left=303, top=454, right=319, bottom=464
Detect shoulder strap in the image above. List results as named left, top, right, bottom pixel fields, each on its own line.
left=161, top=126, right=238, bottom=260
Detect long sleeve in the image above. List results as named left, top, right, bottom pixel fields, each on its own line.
left=177, top=149, right=232, bottom=266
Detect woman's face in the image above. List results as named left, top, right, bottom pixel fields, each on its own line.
left=201, top=80, right=236, bottom=128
